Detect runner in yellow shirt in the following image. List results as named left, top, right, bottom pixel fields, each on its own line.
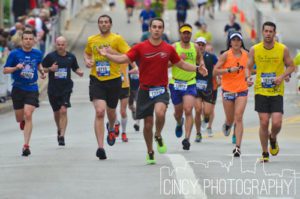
left=247, top=21, right=295, bottom=162
left=84, top=14, right=130, bottom=160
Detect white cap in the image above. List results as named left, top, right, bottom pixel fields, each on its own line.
left=229, top=32, right=243, bottom=40
left=195, top=37, right=207, bottom=44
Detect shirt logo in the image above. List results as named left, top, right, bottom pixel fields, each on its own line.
left=145, top=52, right=168, bottom=59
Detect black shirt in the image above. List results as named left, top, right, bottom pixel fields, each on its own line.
left=196, top=52, right=218, bottom=91
left=224, top=22, right=241, bottom=34
left=42, top=51, right=79, bottom=96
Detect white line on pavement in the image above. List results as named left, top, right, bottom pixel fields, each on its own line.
left=166, top=154, right=207, bottom=199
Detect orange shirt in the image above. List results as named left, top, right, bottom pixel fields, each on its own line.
left=221, top=48, right=248, bottom=92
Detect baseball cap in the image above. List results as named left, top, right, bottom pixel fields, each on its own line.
left=229, top=32, right=243, bottom=40
left=179, top=25, right=192, bottom=33
left=195, top=37, right=207, bottom=44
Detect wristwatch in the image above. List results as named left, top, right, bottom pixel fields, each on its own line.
left=227, top=68, right=231, bottom=73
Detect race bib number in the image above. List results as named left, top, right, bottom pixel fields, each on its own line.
left=96, top=61, right=110, bottom=77
left=196, top=80, right=208, bottom=91
left=130, top=73, right=139, bottom=80
left=20, top=67, right=34, bottom=79
left=261, top=73, right=276, bottom=88
left=149, top=87, right=165, bottom=99
left=54, top=68, right=67, bottom=79
left=174, top=80, right=187, bottom=91
left=223, top=91, right=236, bottom=100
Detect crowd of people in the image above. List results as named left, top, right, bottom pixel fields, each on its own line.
left=0, top=0, right=64, bottom=102
left=1, top=0, right=300, bottom=166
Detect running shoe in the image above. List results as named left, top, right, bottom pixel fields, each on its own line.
left=58, top=136, right=65, bottom=146
left=233, top=147, right=241, bottom=157
left=154, top=135, right=167, bottom=154
left=269, top=135, right=279, bottom=156
left=259, top=152, right=270, bottom=163
left=96, top=148, right=107, bottom=160
left=107, top=130, right=116, bottom=146
left=114, top=121, right=120, bottom=137
left=175, top=118, right=184, bottom=138
left=19, top=120, right=25, bottom=131
left=182, top=138, right=191, bottom=150
left=207, top=128, right=214, bottom=137
left=146, top=151, right=156, bottom=164
left=121, top=132, right=128, bottom=142
left=222, top=123, right=232, bottom=137
left=232, top=134, right=236, bottom=144
left=201, top=119, right=208, bottom=132
left=195, top=133, right=202, bottom=143
left=133, top=124, right=140, bottom=132
left=22, top=144, right=31, bottom=156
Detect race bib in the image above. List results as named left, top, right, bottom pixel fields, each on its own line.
left=149, top=87, right=165, bottom=99
left=121, top=73, right=124, bottom=82
left=130, top=73, right=139, bottom=80
left=20, top=67, right=34, bottom=79
left=261, top=73, right=276, bottom=88
left=174, top=80, right=187, bottom=91
left=54, top=68, right=67, bottom=79
left=96, top=61, right=110, bottom=77
left=196, top=80, right=208, bottom=91
left=223, top=91, right=236, bottom=100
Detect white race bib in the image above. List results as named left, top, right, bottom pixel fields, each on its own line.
left=149, top=87, right=165, bottom=99
left=174, top=80, right=188, bottom=91
left=54, top=68, right=67, bottom=79
left=196, top=80, right=208, bottom=91
left=96, top=61, right=110, bottom=77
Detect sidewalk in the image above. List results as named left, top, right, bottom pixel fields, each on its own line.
left=0, top=6, right=100, bottom=114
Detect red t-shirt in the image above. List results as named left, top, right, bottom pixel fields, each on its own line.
left=127, top=40, right=181, bottom=88
left=125, top=0, right=135, bottom=6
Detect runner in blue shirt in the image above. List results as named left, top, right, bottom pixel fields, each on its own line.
left=3, top=30, right=46, bottom=156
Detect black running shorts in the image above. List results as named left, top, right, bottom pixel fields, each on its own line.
left=255, top=94, right=283, bottom=113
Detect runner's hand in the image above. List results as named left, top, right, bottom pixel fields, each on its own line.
left=198, top=64, right=208, bottom=76
left=50, top=62, right=58, bottom=72
left=97, top=46, right=108, bottom=56
left=128, top=67, right=139, bottom=74
left=246, top=76, right=254, bottom=87
left=274, top=75, right=284, bottom=85
left=16, top=63, right=24, bottom=70
left=76, top=69, right=84, bottom=77
left=230, top=66, right=240, bottom=73
left=85, top=58, right=94, bottom=68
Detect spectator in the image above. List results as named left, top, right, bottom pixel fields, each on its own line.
left=12, top=0, right=30, bottom=22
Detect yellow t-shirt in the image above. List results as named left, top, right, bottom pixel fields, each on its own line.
left=120, top=64, right=129, bottom=88
left=84, top=33, right=130, bottom=81
left=294, top=52, right=300, bottom=66
left=254, top=42, right=285, bottom=96
left=194, top=31, right=212, bottom=43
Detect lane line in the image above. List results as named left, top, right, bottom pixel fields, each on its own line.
left=166, top=154, right=207, bottom=199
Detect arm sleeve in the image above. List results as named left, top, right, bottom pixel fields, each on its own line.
left=84, top=37, right=92, bottom=55
left=4, top=51, right=16, bottom=68
left=117, top=35, right=130, bottom=54
left=71, top=55, right=80, bottom=72
left=126, top=44, right=139, bottom=63
left=41, top=54, right=52, bottom=68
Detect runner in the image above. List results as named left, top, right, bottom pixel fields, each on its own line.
left=213, top=31, right=249, bottom=157
left=83, top=14, right=130, bottom=160
left=194, top=37, right=218, bottom=142
left=125, top=0, right=135, bottom=23
left=197, top=0, right=207, bottom=24
left=246, top=21, right=295, bottom=162
left=224, top=14, right=241, bottom=36
left=128, top=62, right=140, bottom=132
left=176, top=0, right=189, bottom=29
left=114, top=63, right=131, bottom=142
left=42, top=36, right=84, bottom=146
left=3, top=30, right=46, bottom=156
left=98, top=18, right=207, bottom=164
left=139, top=3, right=156, bottom=33
left=294, top=51, right=300, bottom=91
left=169, top=24, right=198, bottom=150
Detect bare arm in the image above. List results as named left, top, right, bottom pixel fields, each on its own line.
left=83, top=52, right=94, bottom=68
left=175, top=59, right=208, bottom=76
left=3, top=63, right=24, bottom=74
left=274, top=47, right=296, bottom=85
left=75, top=68, right=84, bottom=77
left=213, top=52, right=241, bottom=76
left=98, top=47, right=131, bottom=64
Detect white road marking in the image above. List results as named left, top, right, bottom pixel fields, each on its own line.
left=166, top=154, right=207, bottom=199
